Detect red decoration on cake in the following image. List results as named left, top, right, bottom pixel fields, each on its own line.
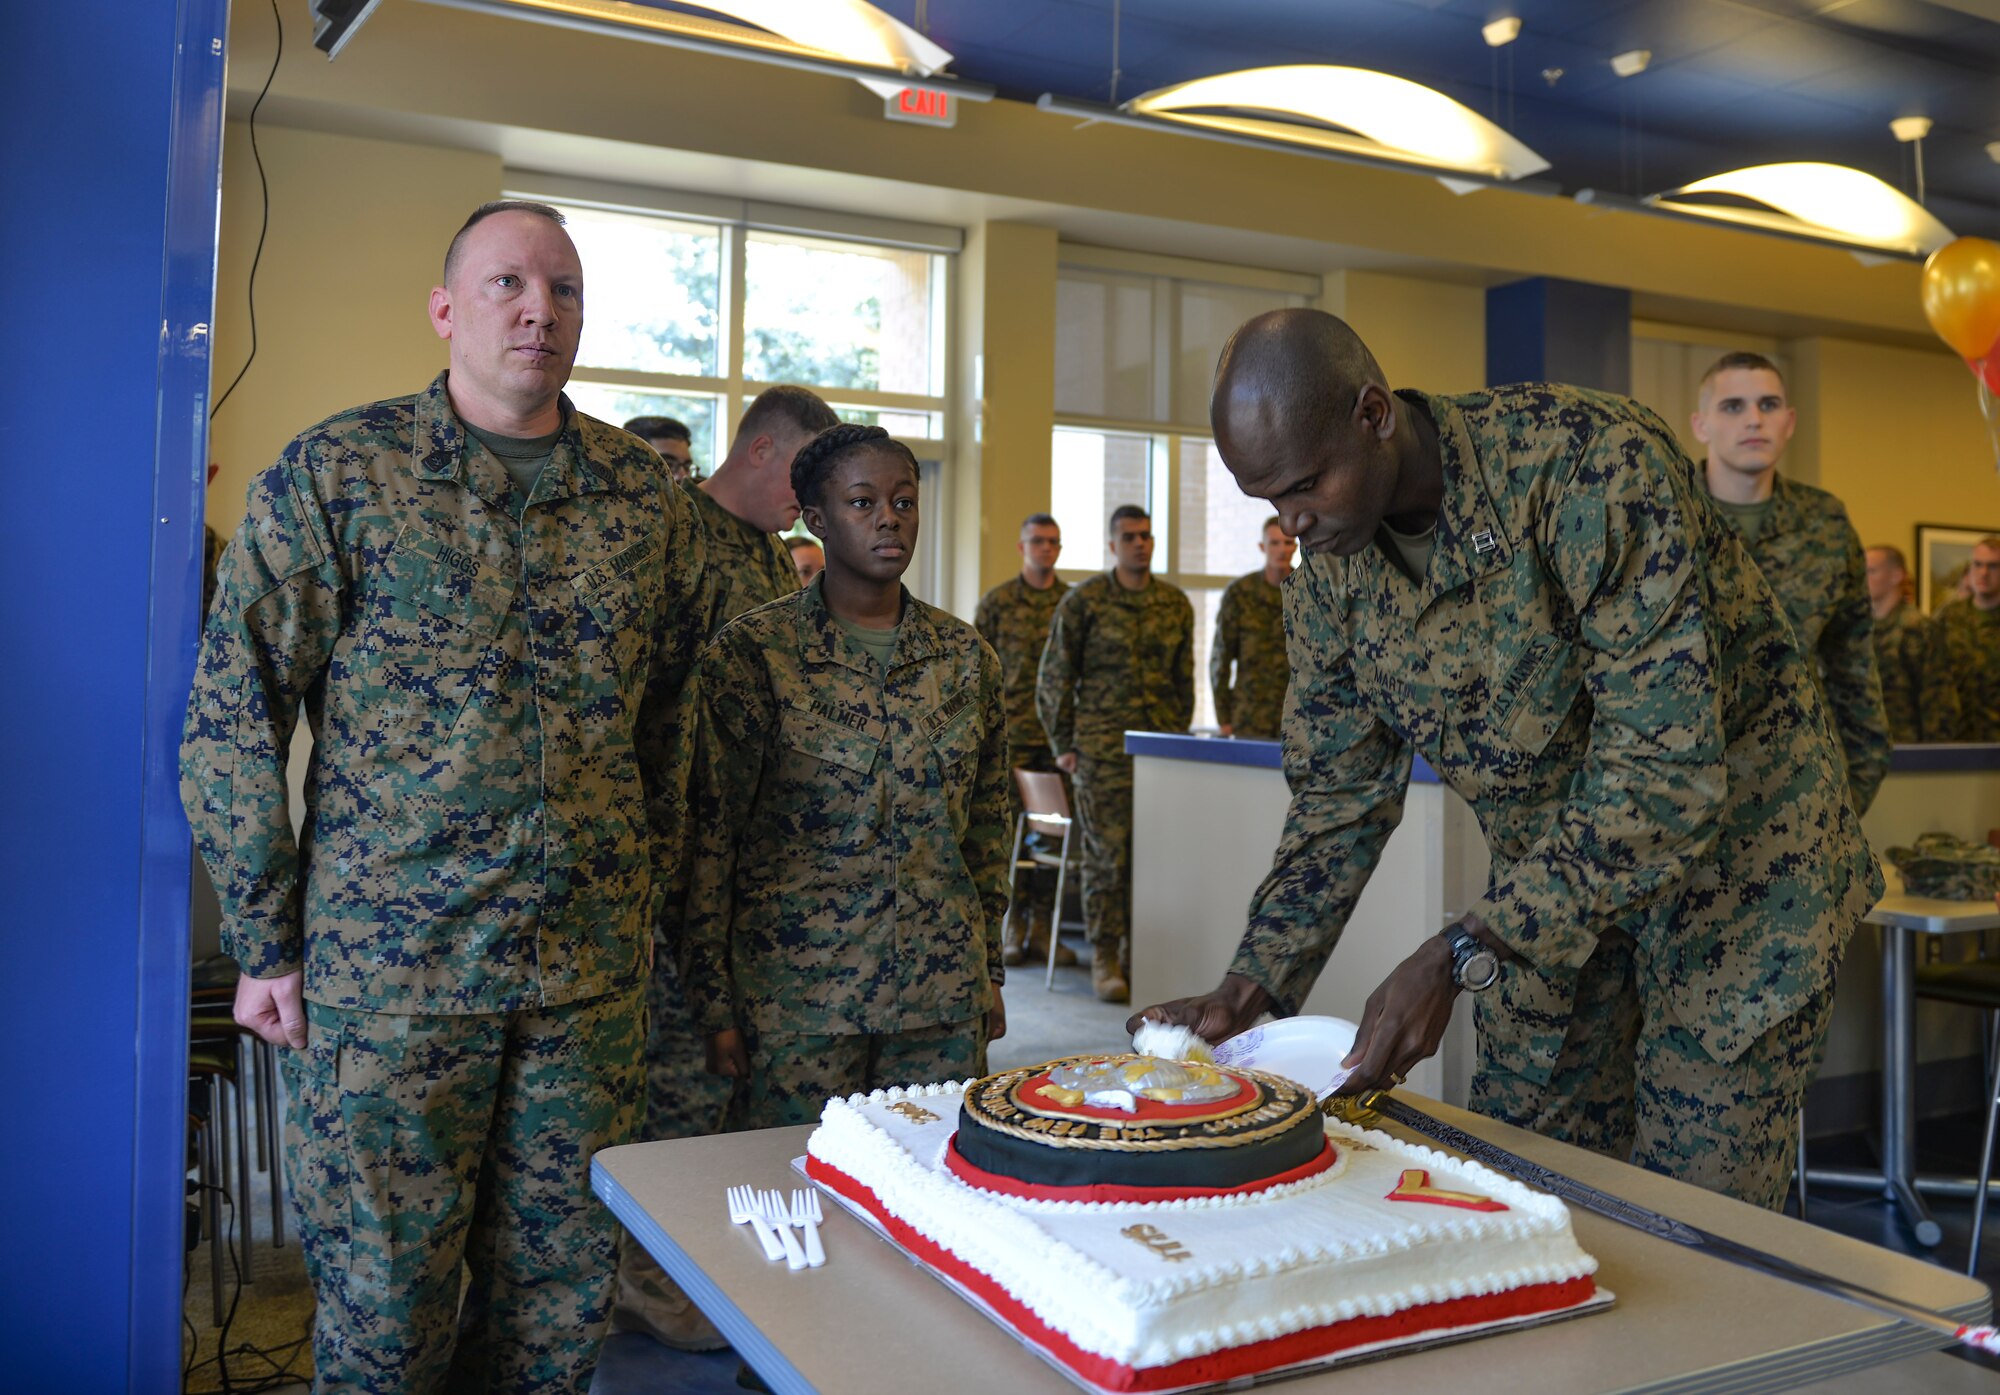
left=807, top=1153, right=1587, bottom=1393
left=1385, top=1168, right=1509, bottom=1212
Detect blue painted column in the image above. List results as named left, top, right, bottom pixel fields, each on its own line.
left=0, top=2, right=225, bottom=1388
left=1485, top=277, right=1633, bottom=394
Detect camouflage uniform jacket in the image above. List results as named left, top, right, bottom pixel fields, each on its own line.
left=1212, top=571, right=1290, bottom=739
left=682, top=479, right=800, bottom=628
left=974, top=573, right=1069, bottom=765
left=181, top=373, right=711, bottom=1013
left=1938, top=599, right=2000, bottom=741
left=1873, top=601, right=1961, bottom=743
left=1036, top=572, right=1195, bottom=761
left=1720, top=475, right=1890, bottom=812
left=1229, top=386, right=1881, bottom=1075
left=684, top=578, right=1011, bottom=1037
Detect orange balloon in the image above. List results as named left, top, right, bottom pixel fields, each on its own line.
left=1923, top=237, right=2000, bottom=361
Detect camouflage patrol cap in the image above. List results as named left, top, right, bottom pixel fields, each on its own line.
left=1885, top=833, right=2000, bottom=901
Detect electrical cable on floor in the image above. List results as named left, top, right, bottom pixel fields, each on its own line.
left=210, top=0, right=283, bottom=422
left=182, top=1123, right=310, bottom=1393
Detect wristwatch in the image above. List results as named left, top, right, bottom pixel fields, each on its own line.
left=1440, top=924, right=1500, bottom=993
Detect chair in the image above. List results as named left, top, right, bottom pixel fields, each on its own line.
left=996, top=769, right=1080, bottom=990
left=1912, top=956, right=2000, bottom=1275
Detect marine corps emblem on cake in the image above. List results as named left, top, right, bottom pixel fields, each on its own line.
left=948, top=1053, right=1336, bottom=1201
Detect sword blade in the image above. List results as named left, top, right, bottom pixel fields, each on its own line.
left=1355, top=1092, right=1996, bottom=1350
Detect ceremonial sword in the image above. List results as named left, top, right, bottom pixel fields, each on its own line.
left=1332, top=1091, right=2000, bottom=1356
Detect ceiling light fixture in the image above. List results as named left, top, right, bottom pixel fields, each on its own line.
left=1626, top=162, right=1954, bottom=261
left=415, top=0, right=991, bottom=99
left=1610, top=49, right=1650, bottom=78
left=1482, top=17, right=1521, bottom=47
left=1038, top=64, right=1549, bottom=190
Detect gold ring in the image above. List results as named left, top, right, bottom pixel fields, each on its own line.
left=1388, top=1071, right=1407, bottom=1087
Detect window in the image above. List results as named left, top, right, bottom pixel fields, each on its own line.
left=518, top=191, right=951, bottom=521
left=1050, top=253, right=1316, bottom=729
left=1177, top=437, right=1273, bottom=580
left=743, top=232, right=944, bottom=396
left=1049, top=427, right=1157, bottom=562
left=566, top=206, right=721, bottom=378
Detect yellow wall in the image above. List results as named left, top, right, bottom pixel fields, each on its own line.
left=972, top=225, right=1059, bottom=598
left=1323, top=271, right=1487, bottom=396
left=207, top=122, right=500, bottom=535
left=1788, top=337, right=2000, bottom=554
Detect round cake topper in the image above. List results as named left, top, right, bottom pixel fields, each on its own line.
left=1041, top=1055, right=1239, bottom=1113
left=952, top=1053, right=1335, bottom=1196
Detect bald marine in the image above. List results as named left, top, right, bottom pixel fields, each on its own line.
left=1209, top=309, right=1444, bottom=558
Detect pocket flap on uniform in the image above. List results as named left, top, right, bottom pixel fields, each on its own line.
left=1491, top=634, right=1585, bottom=756
left=780, top=703, right=881, bottom=774
left=383, top=528, right=512, bottom=644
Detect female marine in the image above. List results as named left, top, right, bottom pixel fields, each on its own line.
left=683, top=424, right=1010, bottom=1124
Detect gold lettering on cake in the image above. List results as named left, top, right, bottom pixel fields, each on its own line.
left=1121, top=1223, right=1194, bottom=1263
left=886, top=1101, right=940, bottom=1125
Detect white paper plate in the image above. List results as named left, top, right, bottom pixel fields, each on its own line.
left=1208, top=1016, right=1358, bottom=1100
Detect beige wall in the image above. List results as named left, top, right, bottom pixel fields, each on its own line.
left=972, top=225, right=1058, bottom=599
left=1788, top=337, right=2000, bottom=555
left=207, top=122, right=499, bottom=536
left=1323, top=271, right=1487, bottom=397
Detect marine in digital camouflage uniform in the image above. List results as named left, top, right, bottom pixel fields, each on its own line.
left=685, top=425, right=1011, bottom=1128
left=974, top=513, right=1071, bottom=966
left=1036, top=508, right=1195, bottom=1002
left=1138, top=310, right=1879, bottom=1212
left=1692, top=354, right=1888, bottom=812
left=1211, top=518, right=1296, bottom=740
left=181, top=195, right=711, bottom=1395
left=623, top=386, right=835, bottom=1352
left=1936, top=538, right=2000, bottom=741
left=1865, top=545, right=1960, bottom=743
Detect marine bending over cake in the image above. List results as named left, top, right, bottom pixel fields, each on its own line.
left=1132, top=310, right=1881, bottom=1210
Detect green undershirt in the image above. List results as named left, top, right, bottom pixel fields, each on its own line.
left=1710, top=495, right=1776, bottom=545
left=463, top=419, right=562, bottom=502
left=1382, top=517, right=1437, bottom=582
left=835, top=614, right=900, bottom=674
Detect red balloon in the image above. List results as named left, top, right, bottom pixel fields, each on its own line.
left=1982, top=353, right=2000, bottom=396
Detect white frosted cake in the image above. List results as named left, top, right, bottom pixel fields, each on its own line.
left=804, top=1056, right=1601, bottom=1393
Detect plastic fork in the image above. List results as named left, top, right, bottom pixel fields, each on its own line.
left=790, top=1188, right=826, bottom=1267
left=727, top=1184, right=784, bottom=1263
left=759, top=1188, right=808, bottom=1270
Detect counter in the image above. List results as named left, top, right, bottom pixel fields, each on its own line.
left=1126, top=734, right=2000, bottom=1129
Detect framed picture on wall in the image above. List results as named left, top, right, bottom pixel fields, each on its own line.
left=1916, top=524, right=2000, bottom=613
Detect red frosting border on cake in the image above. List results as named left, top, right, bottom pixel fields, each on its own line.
left=805, top=1153, right=1598, bottom=1393
left=1012, top=1067, right=1262, bottom=1121
left=942, top=1130, right=1339, bottom=1203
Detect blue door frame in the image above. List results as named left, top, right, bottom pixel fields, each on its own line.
left=0, top=2, right=226, bottom=1387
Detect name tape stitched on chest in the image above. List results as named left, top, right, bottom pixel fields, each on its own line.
left=923, top=688, right=974, bottom=738
left=808, top=698, right=872, bottom=733
left=434, top=543, right=483, bottom=580
left=577, top=536, right=660, bottom=594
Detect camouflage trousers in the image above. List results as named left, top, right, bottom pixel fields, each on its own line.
left=609, top=956, right=735, bottom=1354
left=282, top=983, right=643, bottom=1394
left=1072, top=751, right=1134, bottom=948
left=731, top=1019, right=988, bottom=1131
left=1469, top=930, right=1834, bottom=1211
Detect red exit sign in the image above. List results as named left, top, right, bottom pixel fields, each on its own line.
left=883, top=86, right=955, bottom=128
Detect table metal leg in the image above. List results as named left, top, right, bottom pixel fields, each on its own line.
left=1882, top=923, right=1943, bottom=1247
